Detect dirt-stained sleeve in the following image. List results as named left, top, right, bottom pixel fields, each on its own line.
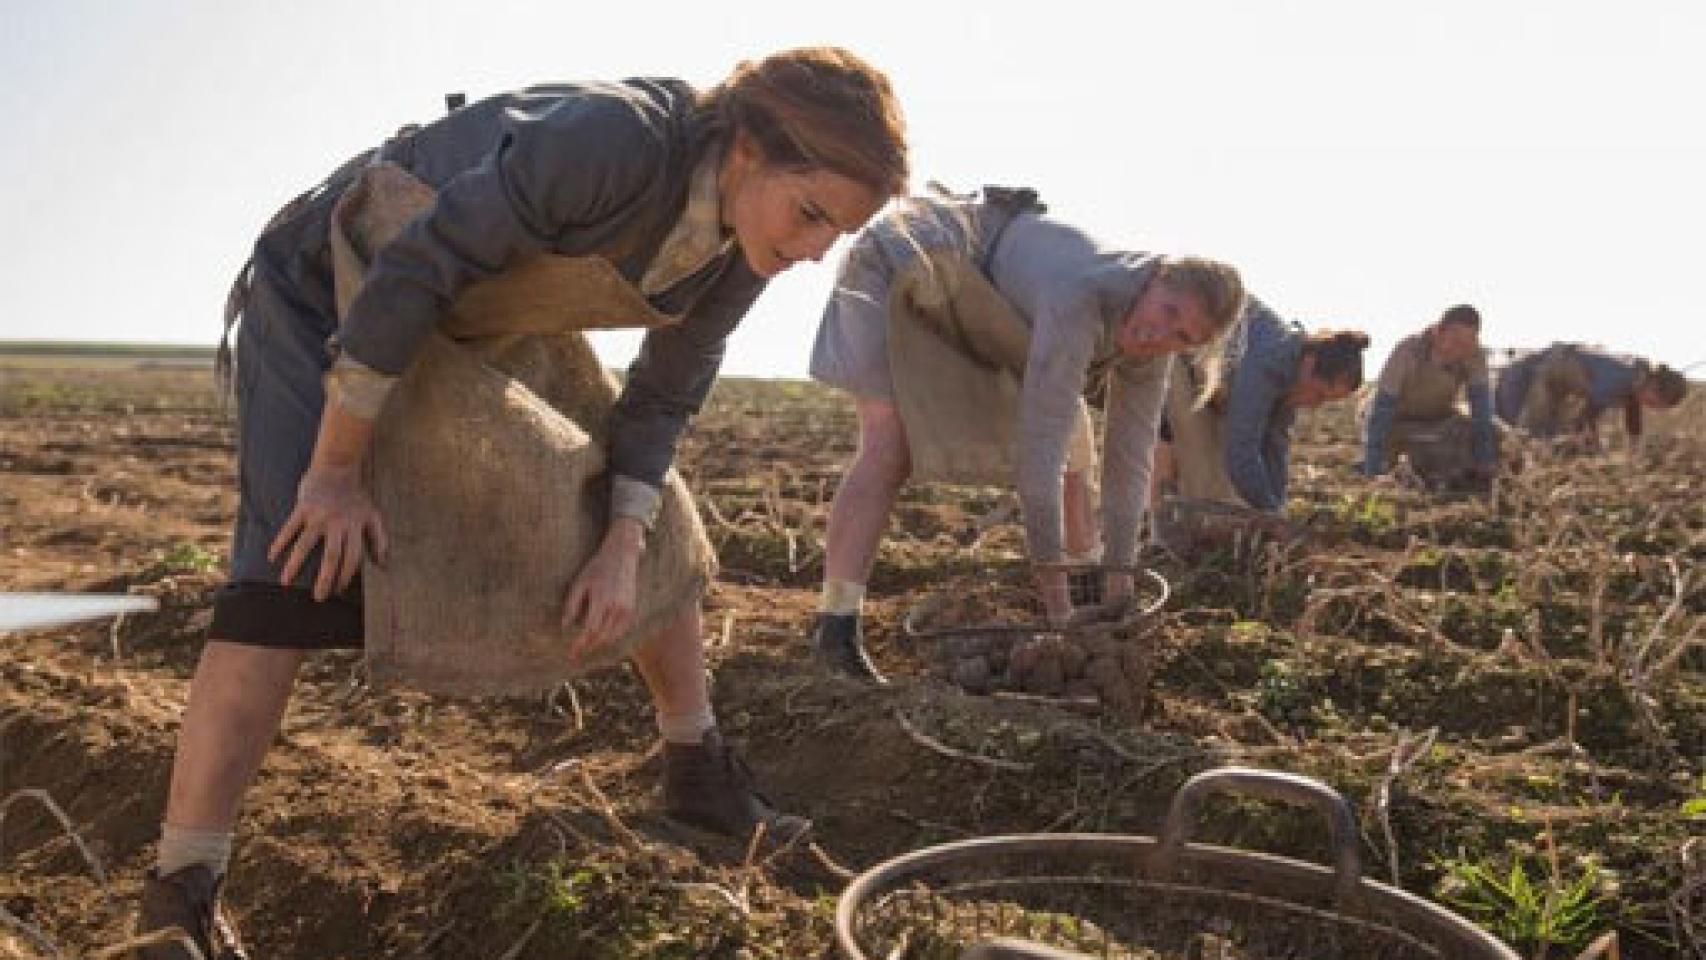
left=1363, top=336, right=1418, bottom=475
left=1223, top=342, right=1292, bottom=512
left=1097, top=355, right=1168, bottom=566
left=607, top=258, right=767, bottom=489
left=1017, top=291, right=1102, bottom=563
left=337, top=92, right=668, bottom=377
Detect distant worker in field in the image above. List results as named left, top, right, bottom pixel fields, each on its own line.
left=1494, top=342, right=1688, bottom=447
left=1358, top=304, right=1498, bottom=489
left=1152, top=304, right=1369, bottom=527
left=806, top=185, right=1246, bottom=682
left=137, top=49, right=908, bottom=960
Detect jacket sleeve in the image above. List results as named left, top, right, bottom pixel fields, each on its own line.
left=607, top=258, right=767, bottom=491
left=1098, top=356, right=1168, bottom=566
left=1223, top=354, right=1289, bottom=512
left=1017, top=293, right=1100, bottom=563
left=337, top=93, right=668, bottom=376
left=1361, top=389, right=1399, bottom=475
left=1466, top=381, right=1496, bottom=463
left=1268, top=412, right=1294, bottom=508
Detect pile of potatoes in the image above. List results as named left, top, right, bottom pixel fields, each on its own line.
left=939, top=633, right=1153, bottom=716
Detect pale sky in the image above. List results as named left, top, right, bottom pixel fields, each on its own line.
left=3, top=0, right=1701, bottom=376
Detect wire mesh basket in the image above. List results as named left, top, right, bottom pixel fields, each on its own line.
left=904, top=563, right=1171, bottom=641
left=836, top=767, right=1519, bottom=960
left=900, top=565, right=1169, bottom=712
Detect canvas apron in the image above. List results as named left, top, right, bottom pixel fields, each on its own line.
left=1356, top=361, right=1483, bottom=482
left=1151, top=356, right=1274, bottom=555
left=329, top=161, right=715, bottom=696
left=885, top=251, right=1096, bottom=487
left=1162, top=356, right=1240, bottom=504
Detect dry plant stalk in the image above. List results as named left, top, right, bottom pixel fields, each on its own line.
left=1572, top=931, right=1620, bottom=960
left=1671, top=838, right=1705, bottom=960
left=669, top=880, right=750, bottom=918
left=1, top=901, right=61, bottom=959
left=493, top=913, right=546, bottom=960
left=1372, top=726, right=1438, bottom=886
left=535, top=759, right=647, bottom=853
left=87, top=927, right=207, bottom=960
left=891, top=709, right=1033, bottom=773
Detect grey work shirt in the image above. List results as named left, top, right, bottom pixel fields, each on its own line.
left=985, top=211, right=1171, bottom=567
left=251, top=78, right=764, bottom=515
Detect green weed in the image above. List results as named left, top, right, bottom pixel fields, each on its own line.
left=1437, top=851, right=1606, bottom=952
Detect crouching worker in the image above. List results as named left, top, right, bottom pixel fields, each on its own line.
left=807, top=185, right=1245, bottom=682
left=1495, top=342, right=1687, bottom=449
left=1359, top=304, right=1499, bottom=489
left=137, top=49, right=908, bottom=960
left=1152, top=304, right=1368, bottom=548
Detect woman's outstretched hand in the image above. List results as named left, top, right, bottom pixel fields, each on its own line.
left=563, top=518, right=645, bottom=662
left=270, top=464, right=388, bottom=601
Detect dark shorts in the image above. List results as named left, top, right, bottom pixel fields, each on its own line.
left=214, top=268, right=364, bottom=649
left=209, top=583, right=363, bottom=649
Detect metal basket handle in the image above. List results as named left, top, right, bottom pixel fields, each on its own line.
left=1155, top=766, right=1364, bottom=904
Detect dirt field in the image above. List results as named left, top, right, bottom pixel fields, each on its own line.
left=2, top=360, right=1702, bottom=959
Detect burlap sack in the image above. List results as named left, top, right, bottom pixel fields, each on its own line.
left=887, top=252, right=1095, bottom=486
left=330, top=162, right=714, bottom=696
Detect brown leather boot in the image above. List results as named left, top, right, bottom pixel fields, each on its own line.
left=662, top=729, right=811, bottom=846
left=136, top=865, right=249, bottom=960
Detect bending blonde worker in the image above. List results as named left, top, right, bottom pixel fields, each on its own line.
left=808, top=186, right=1245, bottom=681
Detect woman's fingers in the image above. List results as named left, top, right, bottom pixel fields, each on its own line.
left=568, top=596, right=609, bottom=661
left=336, top=525, right=364, bottom=593
left=268, top=511, right=306, bottom=566
left=314, top=528, right=346, bottom=601
left=566, top=586, right=636, bottom=662
left=366, top=513, right=390, bottom=567
left=562, top=576, right=591, bottom=631
left=278, top=521, right=320, bottom=587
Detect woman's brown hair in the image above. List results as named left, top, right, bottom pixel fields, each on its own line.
left=1644, top=363, right=1688, bottom=407
left=703, top=47, right=909, bottom=197
left=1436, top=303, right=1481, bottom=331
left=1302, top=329, right=1372, bottom=390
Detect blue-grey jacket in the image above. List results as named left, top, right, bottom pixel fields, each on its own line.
left=1222, top=301, right=1301, bottom=512
left=250, top=78, right=762, bottom=490
left=1494, top=343, right=1642, bottom=432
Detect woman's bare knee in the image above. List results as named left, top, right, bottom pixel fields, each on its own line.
left=853, top=397, right=912, bottom=483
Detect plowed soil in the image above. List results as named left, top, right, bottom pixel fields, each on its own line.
left=3, top=362, right=1702, bottom=959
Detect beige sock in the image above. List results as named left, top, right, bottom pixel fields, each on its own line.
left=820, top=579, right=866, bottom=616
left=657, top=705, right=717, bottom=745
left=157, top=824, right=234, bottom=879
left=1066, top=544, right=1104, bottom=565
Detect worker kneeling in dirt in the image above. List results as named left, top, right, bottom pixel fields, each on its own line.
left=806, top=185, right=1247, bottom=682
left=1494, top=342, right=1687, bottom=449
left=1151, top=306, right=1369, bottom=550
left=1358, top=304, right=1499, bottom=490
left=137, top=50, right=908, bottom=960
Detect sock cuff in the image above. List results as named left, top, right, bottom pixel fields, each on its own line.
left=158, top=824, right=235, bottom=878
left=820, top=579, right=866, bottom=615
left=657, top=705, right=717, bottom=745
